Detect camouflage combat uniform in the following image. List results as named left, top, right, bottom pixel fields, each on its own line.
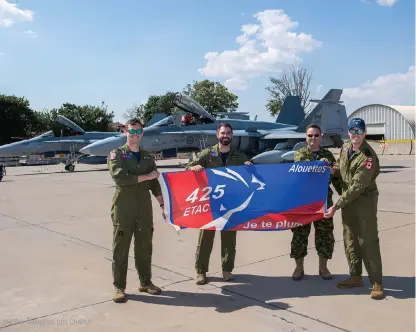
left=186, top=143, right=249, bottom=284
left=290, top=146, right=342, bottom=280
left=108, top=144, right=162, bottom=301
left=332, top=140, right=383, bottom=297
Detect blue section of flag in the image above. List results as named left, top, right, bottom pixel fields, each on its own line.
left=204, top=161, right=330, bottom=230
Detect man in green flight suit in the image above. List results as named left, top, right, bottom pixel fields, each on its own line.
left=186, top=122, right=252, bottom=285
left=290, top=124, right=342, bottom=281
left=107, top=118, right=165, bottom=303
left=325, top=117, right=384, bottom=300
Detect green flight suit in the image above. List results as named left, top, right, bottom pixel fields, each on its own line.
left=186, top=143, right=249, bottom=274
left=107, top=144, right=162, bottom=290
left=332, top=140, right=383, bottom=284
left=290, top=146, right=343, bottom=259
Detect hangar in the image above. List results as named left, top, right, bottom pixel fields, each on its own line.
left=347, top=104, right=415, bottom=154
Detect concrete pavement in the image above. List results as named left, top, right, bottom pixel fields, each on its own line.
left=0, top=155, right=414, bottom=331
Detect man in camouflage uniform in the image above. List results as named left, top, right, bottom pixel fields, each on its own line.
left=107, top=118, right=165, bottom=303
left=325, top=118, right=384, bottom=300
left=186, top=122, right=252, bottom=285
left=290, top=124, right=342, bottom=281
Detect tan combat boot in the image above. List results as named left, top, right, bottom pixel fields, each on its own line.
left=370, top=282, right=385, bottom=300
left=138, top=282, right=162, bottom=295
left=112, top=287, right=126, bottom=303
left=196, top=273, right=207, bottom=285
left=336, top=276, right=364, bottom=288
left=292, top=257, right=304, bottom=281
left=222, top=271, right=234, bottom=281
left=318, top=256, right=332, bottom=280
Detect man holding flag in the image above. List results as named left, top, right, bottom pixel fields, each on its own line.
left=107, top=118, right=165, bottom=303
left=186, top=122, right=252, bottom=285
left=324, top=118, right=384, bottom=300
left=290, top=124, right=342, bottom=281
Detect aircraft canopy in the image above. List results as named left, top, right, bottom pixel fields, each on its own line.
left=172, top=93, right=216, bottom=123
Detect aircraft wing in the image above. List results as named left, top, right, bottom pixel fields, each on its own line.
left=44, top=139, right=102, bottom=144
left=259, top=131, right=306, bottom=139
left=159, top=129, right=306, bottom=139
left=160, top=130, right=265, bottom=137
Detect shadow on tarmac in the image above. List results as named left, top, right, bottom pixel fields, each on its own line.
left=380, top=165, right=410, bottom=174
left=125, top=274, right=414, bottom=313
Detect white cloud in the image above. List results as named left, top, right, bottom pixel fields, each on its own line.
left=376, top=0, right=398, bottom=6
left=343, top=65, right=415, bottom=110
left=0, top=0, right=33, bottom=27
left=198, top=9, right=322, bottom=90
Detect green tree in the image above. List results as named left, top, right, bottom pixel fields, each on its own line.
left=265, top=65, right=313, bottom=117
left=35, top=102, right=116, bottom=136
left=127, top=91, right=177, bottom=125
left=183, top=80, right=238, bottom=116
left=0, top=94, right=39, bottom=145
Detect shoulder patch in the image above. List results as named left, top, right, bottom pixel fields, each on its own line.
left=363, top=158, right=373, bottom=170
left=109, top=150, right=117, bottom=160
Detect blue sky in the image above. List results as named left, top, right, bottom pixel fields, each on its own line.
left=0, top=0, right=414, bottom=123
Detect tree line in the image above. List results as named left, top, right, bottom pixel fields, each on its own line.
left=0, top=66, right=312, bottom=146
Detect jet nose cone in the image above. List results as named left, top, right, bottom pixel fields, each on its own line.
left=252, top=150, right=284, bottom=164
left=0, top=142, right=22, bottom=157
left=79, top=146, right=90, bottom=154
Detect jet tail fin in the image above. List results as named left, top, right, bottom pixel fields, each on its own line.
left=56, top=115, right=86, bottom=134
left=295, top=89, right=348, bottom=147
left=275, top=96, right=305, bottom=126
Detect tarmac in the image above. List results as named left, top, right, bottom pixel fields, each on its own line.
left=0, top=155, right=414, bottom=332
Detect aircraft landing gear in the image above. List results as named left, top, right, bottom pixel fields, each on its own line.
left=64, top=164, right=75, bottom=172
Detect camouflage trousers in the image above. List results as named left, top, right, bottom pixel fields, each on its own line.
left=290, top=218, right=335, bottom=259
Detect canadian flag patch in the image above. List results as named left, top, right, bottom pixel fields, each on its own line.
left=110, top=151, right=117, bottom=160
left=364, top=158, right=372, bottom=169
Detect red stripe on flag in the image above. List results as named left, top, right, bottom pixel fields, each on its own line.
left=228, top=201, right=325, bottom=230
left=164, top=170, right=215, bottom=228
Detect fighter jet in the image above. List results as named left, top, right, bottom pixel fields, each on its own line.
left=79, top=89, right=348, bottom=165
left=0, top=115, right=122, bottom=171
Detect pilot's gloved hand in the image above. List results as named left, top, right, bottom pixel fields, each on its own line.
left=244, top=161, right=253, bottom=165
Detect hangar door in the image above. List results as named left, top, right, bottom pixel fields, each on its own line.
left=365, top=123, right=385, bottom=141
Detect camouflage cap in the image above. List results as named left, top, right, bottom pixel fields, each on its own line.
left=348, top=118, right=366, bottom=130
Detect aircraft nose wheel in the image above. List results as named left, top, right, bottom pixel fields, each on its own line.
left=65, top=164, right=75, bottom=172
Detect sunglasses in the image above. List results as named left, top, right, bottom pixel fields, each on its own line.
left=307, top=134, right=320, bottom=138
left=349, top=128, right=364, bottom=135
left=127, top=129, right=143, bottom=135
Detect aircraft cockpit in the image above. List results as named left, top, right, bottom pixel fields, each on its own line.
left=34, top=130, right=55, bottom=139
left=149, top=116, right=175, bottom=127
left=172, top=92, right=216, bottom=125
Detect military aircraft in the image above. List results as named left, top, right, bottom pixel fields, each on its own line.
left=79, top=89, right=348, bottom=164
left=0, top=115, right=123, bottom=171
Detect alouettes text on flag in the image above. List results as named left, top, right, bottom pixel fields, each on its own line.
left=159, top=161, right=331, bottom=231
